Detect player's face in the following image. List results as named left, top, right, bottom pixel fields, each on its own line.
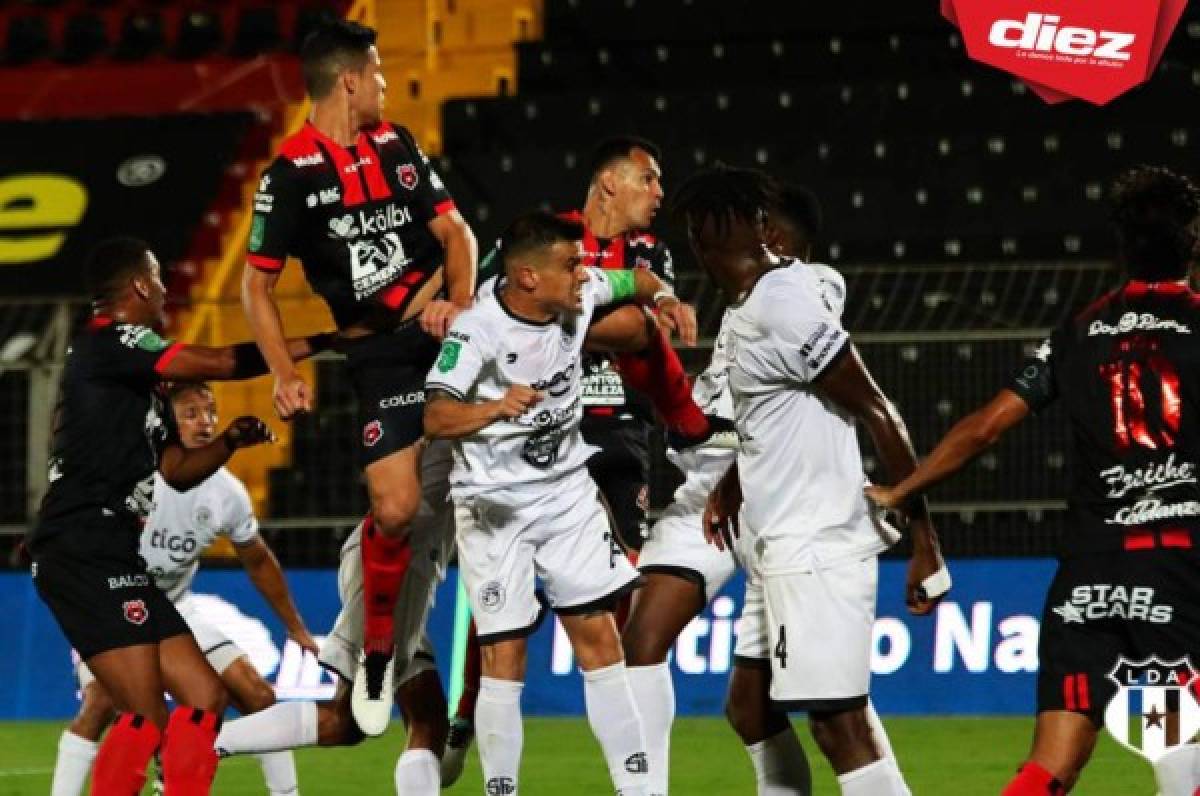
left=173, top=388, right=218, bottom=450
left=536, top=240, right=587, bottom=313
left=612, top=149, right=664, bottom=230
left=687, top=214, right=762, bottom=297
left=141, top=253, right=168, bottom=329
left=354, top=47, right=387, bottom=125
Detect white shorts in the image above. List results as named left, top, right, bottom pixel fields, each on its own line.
left=738, top=555, right=878, bottom=711
left=319, top=441, right=456, bottom=685
left=76, top=596, right=245, bottom=689
left=638, top=510, right=737, bottom=603
left=455, top=471, right=641, bottom=641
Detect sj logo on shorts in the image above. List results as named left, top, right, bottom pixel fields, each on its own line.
left=1104, top=656, right=1200, bottom=762
left=123, top=599, right=149, bottom=626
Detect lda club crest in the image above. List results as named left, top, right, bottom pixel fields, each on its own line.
left=1104, top=656, right=1200, bottom=762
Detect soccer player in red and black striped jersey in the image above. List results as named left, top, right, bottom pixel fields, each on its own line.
left=29, top=237, right=326, bottom=795
left=240, top=18, right=477, bottom=760
left=867, top=166, right=1200, bottom=796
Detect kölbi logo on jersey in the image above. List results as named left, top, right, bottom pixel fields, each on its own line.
left=1104, top=656, right=1200, bottom=762
left=943, top=0, right=1188, bottom=105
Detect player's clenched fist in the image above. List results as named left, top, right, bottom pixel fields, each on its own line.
left=223, top=416, right=277, bottom=449
left=494, top=385, right=543, bottom=420
left=273, top=372, right=312, bottom=420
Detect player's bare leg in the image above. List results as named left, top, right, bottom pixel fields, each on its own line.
left=622, top=574, right=706, bottom=795
left=809, top=706, right=910, bottom=796
left=726, top=662, right=812, bottom=796
left=83, top=644, right=168, bottom=795
left=221, top=656, right=299, bottom=796
left=157, top=633, right=227, bottom=795
left=562, top=610, right=651, bottom=796
left=51, top=681, right=117, bottom=796
left=394, top=669, right=449, bottom=794
left=356, top=443, right=422, bottom=735
left=1001, top=710, right=1097, bottom=794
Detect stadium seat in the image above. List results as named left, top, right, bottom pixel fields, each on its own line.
left=58, top=11, right=108, bottom=62
left=114, top=9, right=165, bottom=60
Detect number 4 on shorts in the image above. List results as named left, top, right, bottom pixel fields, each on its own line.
left=774, top=625, right=787, bottom=668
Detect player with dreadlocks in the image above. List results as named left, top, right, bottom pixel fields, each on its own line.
left=678, top=165, right=949, bottom=796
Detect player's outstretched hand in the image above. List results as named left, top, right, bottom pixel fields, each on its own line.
left=905, top=535, right=950, bottom=616
left=420, top=299, right=465, bottom=340
left=494, top=385, right=543, bottom=420
left=289, top=626, right=320, bottom=657
left=702, top=469, right=742, bottom=552
left=273, top=372, right=312, bottom=421
left=223, top=416, right=277, bottom=450
left=656, top=297, right=699, bottom=346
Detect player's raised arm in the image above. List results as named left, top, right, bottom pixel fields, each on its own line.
left=241, top=267, right=316, bottom=420
left=235, top=536, right=319, bottom=655
left=594, top=267, right=698, bottom=346
left=156, top=330, right=333, bottom=385
left=158, top=416, right=275, bottom=491
left=423, top=386, right=543, bottom=439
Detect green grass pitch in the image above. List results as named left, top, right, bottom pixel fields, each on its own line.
left=0, top=717, right=1155, bottom=794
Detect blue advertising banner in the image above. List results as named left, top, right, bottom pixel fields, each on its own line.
left=0, top=559, right=1056, bottom=720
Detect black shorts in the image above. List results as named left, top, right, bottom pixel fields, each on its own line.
left=582, top=417, right=650, bottom=551
left=1036, top=548, right=1200, bottom=724
left=32, top=542, right=188, bottom=661
left=343, top=321, right=440, bottom=468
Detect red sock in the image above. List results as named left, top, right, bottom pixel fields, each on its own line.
left=615, top=329, right=708, bottom=437
left=161, top=706, right=220, bottom=796
left=361, top=513, right=412, bottom=654
left=455, top=620, right=482, bottom=720
left=90, top=712, right=160, bottom=795
left=1001, top=762, right=1066, bottom=796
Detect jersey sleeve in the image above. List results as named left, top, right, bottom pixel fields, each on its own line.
left=426, top=320, right=486, bottom=400
left=395, top=124, right=455, bottom=220
left=246, top=158, right=303, bottom=273
left=220, top=473, right=260, bottom=546
left=95, top=324, right=183, bottom=381
left=586, top=267, right=636, bottom=309
left=760, top=282, right=850, bottom=384
left=1007, top=334, right=1060, bottom=412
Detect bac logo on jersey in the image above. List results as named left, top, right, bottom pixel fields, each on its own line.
left=1104, top=656, right=1200, bottom=762
left=363, top=419, right=384, bottom=448
left=397, top=164, right=419, bottom=190
left=123, top=599, right=148, bottom=626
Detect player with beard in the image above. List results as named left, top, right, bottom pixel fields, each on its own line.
left=28, top=237, right=327, bottom=794
left=867, top=167, right=1200, bottom=796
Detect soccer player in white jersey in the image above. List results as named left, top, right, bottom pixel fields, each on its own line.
left=673, top=166, right=950, bottom=796
left=50, top=382, right=316, bottom=796
left=422, top=211, right=697, bottom=796
left=626, top=183, right=900, bottom=795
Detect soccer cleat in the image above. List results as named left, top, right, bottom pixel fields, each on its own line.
left=351, top=648, right=395, bottom=737
left=667, top=414, right=739, bottom=452
left=439, top=717, right=474, bottom=787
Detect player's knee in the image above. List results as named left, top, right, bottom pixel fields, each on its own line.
left=480, top=640, right=527, bottom=681
left=372, top=492, right=420, bottom=537
left=239, top=678, right=277, bottom=714
left=71, top=684, right=118, bottom=739
left=319, top=704, right=367, bottom=747
left=808, top=708, right=873, bottom=758
left=621, top=620, right=670, bottom=667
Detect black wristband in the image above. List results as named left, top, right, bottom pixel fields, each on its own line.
left=230, top=342, right=269, bottom=380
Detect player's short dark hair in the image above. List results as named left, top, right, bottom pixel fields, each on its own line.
left=672, top=164, right=779, bottom=239
left=1111, top=166, right=1200, bottom=281
left=166, top=382, right=213, bottom=404
left=499, top=211, right=585, bottom=271
left=770, top=182, right=823, bottom=250
left=85, top=236, right=152, bottom=303
left=300, top=18, right=377, bottom=100
left=588, top=136, right=661, bottom=183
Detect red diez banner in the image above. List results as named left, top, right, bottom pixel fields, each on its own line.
left=942, top=0, right=1189, bottom=105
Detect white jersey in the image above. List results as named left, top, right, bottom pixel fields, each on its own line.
left=727, top=258, right=891, bottom=572
left=662, top=264, right=847, bottom=521
left=140, top=469, right=258, bottom=601
left=426, top=267, right=628, bottom=502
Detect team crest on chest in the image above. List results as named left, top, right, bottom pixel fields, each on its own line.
left=397, top=163, right=419, bottom=190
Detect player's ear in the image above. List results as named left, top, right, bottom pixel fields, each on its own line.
left=130, top=271, right=151, bottom=302
left=342, top=67, right=359, bottom=96
left=761, top=217, right=786, bottom=255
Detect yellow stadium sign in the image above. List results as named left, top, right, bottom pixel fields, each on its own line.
left=0, top=175, right=88, bottom=265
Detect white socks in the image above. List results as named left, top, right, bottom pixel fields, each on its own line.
left=837, top=757, right=910, bottom=796
left=746, top=728, right=812, bottom=796
left=1154, top=743, right=1200, bottom=796
left=476, top=677, right=525, bottom=795
left=394, top=748, right=440, bottom=796
left=258, top=750, right=300, bottom=795
left=583, top=662, right=650, bottom=796
left=215, top=701, right=318, bottom=755
left=51, top=730, right=97, bottom=796
left=626, top=663, right=673, bottom=796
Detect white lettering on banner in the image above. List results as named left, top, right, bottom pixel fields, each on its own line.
left=871, top=618, right=911, bottom=675
left=994, top=616, right=1040, bottom=673
left=934, top=602, right=993, bottom=673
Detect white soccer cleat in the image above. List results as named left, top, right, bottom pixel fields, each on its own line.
left=439, top=716, right=474, bottom=787
left=352, top=648, right=395, bottom=737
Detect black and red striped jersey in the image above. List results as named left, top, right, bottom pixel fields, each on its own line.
left=30, top=317, right=181, bottom=552
left=1009, top=280, right=1200, bottom=557
left=247, top=120, right=455, bottom=329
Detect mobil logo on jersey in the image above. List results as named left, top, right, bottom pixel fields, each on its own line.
left=943, top=0, right=1187, bottom=104
left=1105, top=656, right=1200, bottom=762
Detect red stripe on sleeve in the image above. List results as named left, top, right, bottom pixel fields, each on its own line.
left=154, top=342, right=185, bottom=375
left=434, top=199, right=456, bottom=216
left=248, top=254, right=284, bottom=272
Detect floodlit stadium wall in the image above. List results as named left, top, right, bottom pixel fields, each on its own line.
left=0, top=559, right=1055, bottom=719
